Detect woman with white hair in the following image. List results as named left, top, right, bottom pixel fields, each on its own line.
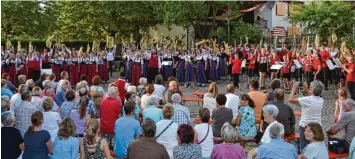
left=260, top=104, right=280, bottom=144
left=1, top=111, right=24, bottom=159
left=137, top=77, right=148, bottom=97
left=25, top=79, right=35, bottom=91
left=142, top=95, right=163, bottom=123
left=210, top=123, right=246, bottom=159
left=289, top=80, right=325, bottom=150
left=126, top=85, right=141, bottom=106
left=1, top=96, right=10, bottom=113
left=31, top=86, right=43, bottom=111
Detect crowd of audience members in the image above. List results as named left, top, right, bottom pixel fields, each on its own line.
left=2, top=71, right=355, bottom=159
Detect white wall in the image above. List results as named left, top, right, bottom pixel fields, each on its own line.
left=254, top=2, right=292, bottom=30
left=149, top=24, right=194, bottom=49
left=254, top=4, right=272, bottom=29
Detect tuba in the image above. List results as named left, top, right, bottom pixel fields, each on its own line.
left=46, top=36, right=53, bottom=48
left=28, top=41, right=33, bottom=53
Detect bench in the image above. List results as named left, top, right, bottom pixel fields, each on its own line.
left=193, top=118, right=237, bottom=126
left=182, top=97, right=203, bottom=106
left=213, top=137, right=257, bottom=143
left=294, top=111, right=302, bottom=117
left=284, top=132, right=300, bottom=153
left=328, top=151, right=349, bottom=159
left=192, top=91, right=205, bottom=98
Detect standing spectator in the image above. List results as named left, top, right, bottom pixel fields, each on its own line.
left=114, top=75, right=130, bottom=104
left=1, top=79, right=13, bottom=98
left=225, top=84, right=240, bottom=119
left=41, top=87, right=59, bottom=112
left=141, top=84, right=155, bottom=110
left=41, top=97, right=61, bottom=142
left=156, top=104, right=179, bottom=159
left=236, top=94, right=257, bottom=147
left=203, top=82, right=218, bottom=114
left=60, top=90, right=77, bottom=119
left=52, top=118, right=79, bottom=159
left=260, top=104, right=280, bottom=145
left=334, top=87, right=348, bottom=123
left=301, top=122, right=329, bottom=159
left=257, top=123, right=297, bottom=159
left=248, top=79, right=267, bottom=127
left=114, top=101, right=142, bottom=158
left=1, top=96, right=10, bottom=113
left=143, top=95, right=163, bottom=123
left=10, top=84, right=28, bottom=113
left=80, top=119, right=112, bottom=159
left=173, top=124, right=202, bottom=159
left=289, top=80, right=324, bottom=150
left=164, top=80, right=178, bottom=104
left=267, top=79, right=281, bottom=101
left=1, top=111, right=24, bottom=159
left=70, top=97, right=90, bottom=137
left=128, top=118, right=170, bottom=159
left=31, top=86, right=43, bottom=111
left=2, top=72, right=16, bottom=93
left=123, top=92, right=140, bottom=120
left=14, top=91, right=38, bottom=137
left=23, top=111, right=53, bottom=158
left=263, top=89, right=295, bottom=136
left=171, top=93, right=192, bottom=125
left=211, top=123, right=246, bottom=159
left=195, top=108, right=214, bottom=159
left=153, top=74, right=166, bottom=100
left=35, top=73, right=48, bottom=89
left=100, top=86, right=122, bottom=149
left=212, top=94, right=233, bottom=138
left=56, top=80, right=69, bottom=107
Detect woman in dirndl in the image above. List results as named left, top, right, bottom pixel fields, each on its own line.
left=131, top=53, right=143, bottom=86
left=177, top=52, right=185, bottom=83
left=258, top=48, right=268, bottom=89
left=98, top=51, right=109, bottom=82
left=172, top=51, right=179, bottom=78
left=19, top=54, right=28, bottom=77
left=209, top=52, right=219, bottom=82
left=217, top=48, right=227, bottom=80
left=184, top=50, right=194, bottom=87
left=142, top=50, right=150, bottom=79
left=7, top=54, right=17, bottom=86
left=62, top=54, right=71, bottom=77
left=203, top=49, right=210, bottom=81
left=79, top=53, right=89, bottom=82
left=87, top=53, right=98, bottom=85
left=125, top=52, right=134, bottom=82
left=162, top=50, right=173, bottom=80
left=195, top=49, right=207, bottom=87
left=51, top=54, right=61, bottom=82
left=70, top=52, right=80, bottom=85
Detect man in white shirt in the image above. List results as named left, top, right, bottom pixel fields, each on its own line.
left=225, top=84, right=240, bottom=119
left=10, top=84, right=28, bottom=114
left=156, top=104, right=178, bottom=159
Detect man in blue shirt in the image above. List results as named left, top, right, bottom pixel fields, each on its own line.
left=55, top=80, right=69, bottom=107
left=142, top=95, right=163, bottom=123
left=115, top=101, right=142, bottom=158
left=1, top=79, right=13, bottom=98
left=257, top=122, right=297, bottom=159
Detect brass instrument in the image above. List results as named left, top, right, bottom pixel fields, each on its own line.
left=223, top=41, right=230, bottom=55
left=315, top=34, right=320, bottom=49
left=339, top=37, right=350, bottom=62
left=331, top=31, right=337, bottom=46
left=28, top=41, right=33, bottom=53
left=106, top=36, right=114, bottom=49
left=195, top=39, right=206, bottom=46
left=86, top=43, right=90, bottom=53
left=17, top=41, right=21, bottom=52
left=46, top=35, right=54, bottom=48
left=6, top=39, right=12, bottom=50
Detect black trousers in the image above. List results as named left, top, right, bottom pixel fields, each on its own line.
left=233, top=73, right=240, bottom=88
left=108, top=61, right=114, bottom=77
left=305, top=71, right=313, bottom=88
left=322, top=67, right=330, bottom=88
left=348, top=82, right=355, bottom=101
left=148, top=67, right=159, bottom=83
left=31, top=70, right=41, bottom=82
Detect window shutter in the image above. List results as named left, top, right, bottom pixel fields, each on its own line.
left=276, top=3, right=285, bottom=16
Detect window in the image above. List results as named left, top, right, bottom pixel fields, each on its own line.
left=276, top=3, right=285, bottom=16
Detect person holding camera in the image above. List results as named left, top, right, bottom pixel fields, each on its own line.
left=289, top=80, right=325, bottom=151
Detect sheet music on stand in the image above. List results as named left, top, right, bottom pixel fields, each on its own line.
left=41, top=69, right=52, bottom=75
left=326, top=60, right=335, bottom=70
left=276, top=62, right=286, bottom=67
left=270, top=64, right=282, bottom=70
left=241, top=60, right=246, bottom=68
left=162, top=61, right=172, bottom=66
left=334, top=59, right=341, bottom=67
left=293, top=60, right=303, bottom=68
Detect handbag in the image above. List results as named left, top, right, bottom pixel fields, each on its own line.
left=197, top=124, right=210, bottom=144
left=156, top=121, right=174, bottom=138
left=328, top=137, right=346, bottom=154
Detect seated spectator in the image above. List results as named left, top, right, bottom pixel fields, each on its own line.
left=327, top=98, right=355, bottom=152
left=52, top=118, right=79, bottom=159
left=127, top=85, right=141, bottom=106
left=211, top=123, right=246, bottom=159
left=349, top=137, right=355, bottom=159
left=77, top=87, right=97, bottom=118
left=128, top=118, right=170, bottom=159
left=153, top=74, right=166, bottom=100
left=31, top=86, right=43, bottom=111
left=137, top=77, right=148, bottom=97
left=143, top=95, right=163, bottom=123
left=23, top=111, right=53, bottom=158
left=14, top=91, right=38, bottom=137
left=100, top=86, right=122, bottom=149
left=35, top=73, right=48, bottom=89
left=260, top=104, right=280, bottom=144
left=41, top=97, right=61, bottom=142
left=195, top=108, right=214, bottom=158
left=17, top=75, right=27, bottom=87
left=123, top=92, right=140, bottom=120
left=56, top=80, right=69, bottom=107
left=141, top=84, right=155, bottom=110
left=248, top=79, right=267, bottom=127
left=166, top=76, right=183, bottom=96
left=263, top=89, right=295, bottom=136
left=267, top=78, right=281, bottom=101
left=164, top=80, right=179, bottom=104
left=56, top=71, right=70, bottom=92
left=257, top=122, right=297, bottom=159
left=171, top=93, right=192, bottom=125
left=289, top=80, right=324, bottom=150
left=156, top=104, right=179, bottom=159
left=70, top=97, right=90, bottom=137
left=10, top=84, right=28, bottom=113
left=203, top=82, right=218, bottom=113
left=113, top=74, right=130, bottom=104
left=225, top=84, right=240, bottom=119
left=80, top=119, right=112, bottom=159
left=47, top=73, right=57, bottom=90
left=42, top=80, right=53, bottom=98
left=1, top=111, right=24, bottom=159
left=114, top=101, right=142, bottom=158
left=41, top=87, right=59, bottom=112
left=212, top=94, right=233, bottom=138
left=60, top=90, right=77, bottom=119
left=90, top=75, right=105, bottom=95
left=335, top=87, right=348, bottom=123
left=1, top=96, right=10, bottom=113
left=1, top=79, right=13, bottom=98
left=301, top=122, right=328, bottom=159
left=26, top=79, right=35, bottom=91
left=2, top=72, right=16, bottom=93
left=236, top=94, right=257, bottom=147
left=173, top=124, right=202, bottom=159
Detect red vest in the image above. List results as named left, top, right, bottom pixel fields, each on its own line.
left=28, top=58, right=40, bottom=71
left=114, top=79, right=127, bottom=102
left=42, top=53, right=49, bottom=63
left=149, top=55, right=158, bottom=68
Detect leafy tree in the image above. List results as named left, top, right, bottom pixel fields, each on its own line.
left=290, top=1, right=355, bottom=41
left=231, top=20, right=261, bottom=44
